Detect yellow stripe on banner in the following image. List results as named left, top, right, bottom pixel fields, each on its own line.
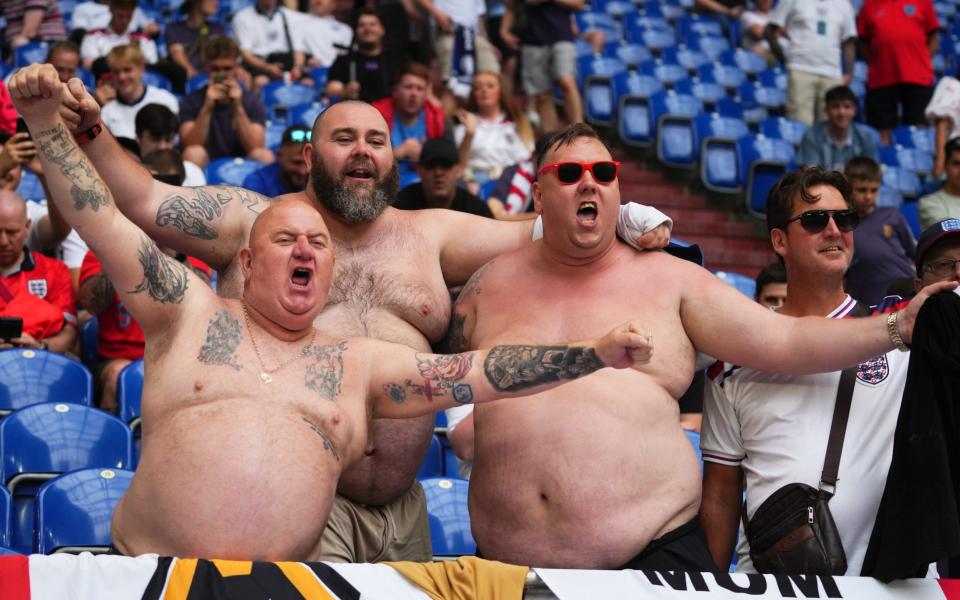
left=276, top=562, right=336, bottom=600
left=212, top=559, right=253, bottom=578
left=163, top=558, right=198, bottom=600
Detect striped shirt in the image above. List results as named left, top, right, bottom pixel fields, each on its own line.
left=3, top=0, right=66, bottom=42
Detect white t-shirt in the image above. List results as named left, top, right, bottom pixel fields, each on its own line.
left=926, top=76, right=960, bottom=140
left=70, top=2, right=153, bottom=33
left=293, top=13, right=353, bottom=68
left=701, top=296, right=908, bottom=576
left=231, top=6, right=303, bottom=57
left=454, top=114, right=532, bottom=179
left=769, top=0, right=856, bottom=79
left=25, top=200, right=89, bottom=270
left=100, top=86, right=179, bottom=140
left=80, top=29, right=159, bottom=64
left=183, top=160, right=206, bottom=187
left=434, top=0, right=486, bottom=28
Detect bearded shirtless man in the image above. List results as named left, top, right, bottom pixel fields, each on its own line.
left=9, top=63, right=670, bottom=563
left=13, top=76, right=657, bottom=559
left=451, top=123, right=957, bottom=570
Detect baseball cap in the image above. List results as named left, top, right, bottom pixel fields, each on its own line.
left=418, top=138, right=458, bottom=167
left=282, top=125, right=311, bottom=145
left=915, top=218, right=960, bottom=271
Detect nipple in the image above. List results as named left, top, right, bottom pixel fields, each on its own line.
left=194, top=381, right=204, bottom=392
left=331, top=414, right=341, bottom=425
left=420, top=304, right=430, bottom=316
left=364, top=444, right=375, bottom=456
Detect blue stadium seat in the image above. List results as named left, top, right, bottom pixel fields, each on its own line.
left=688, top=33, right=730, bottom=62
left=735, top=82, right=769, bottom=125
left=714, top=270, right=757, bottom=298
left=76, top=68, right=96, bottom=90
left=0, top=486, right=10, bottom=548
left=722, top=48, right=766, bottom=78
left=893, top=125, right=936, bottom=154
left=676, top=13, right=725, bottom=39
left=636, top=57, right=688, bottom=89
left=142, top=70, right=173, bottom=92
left=624, top=17, right=675, bottom=50
left=877, top=185, right=904, bottom=209
left=882, top=165, right=923, bottom=198
left=0, top=64, right=11, bottom=81
left=853, top=60, right=868, bottom=83
left=697, top=62, right=746, bottom=92
left=739, top=81, right=785, bottom=111
left=217, top=0, right=254, bottom=20
left=896, top=147, right=934, bottom=175
left=759, top=116, right=808, bottom=147
left=478, top=179, right=497, bottom=201
left=16, top=168, right=45, bottom=202
left=608, top=42, right=652, bottom=68
left=670, top=45, right=710, bottom=73
left=116, top=360, right=144, bottom=432
left=684, top=429, right=703, bottom=470
left=576, top=11, right=618, bottom=36
left=0, top=350, right=93, bottom=414
left=80, top=317, right=99, bottom=372
left=701, top=135, right=744, bottom=194
left=14, top=42, right=50, bottom=69
left=34, top=468, right=135, bottom=554
left=653, top=91, right=704, bottom=169
left=644, top=0, right=686, bottom=21
left=878, top=144, right=899, bottom=167
left=435, top=411, right=448, bottom=430
left=260, top=82, right=317, bottom=122
left=308, top=66, right=329, bottom=89
left=739, top=134, right=797, bottom=217
left=417, top=435, right=444, bottom=480
left=578, top=56, right=627, bottom=125
left=421, top=477, right=475, bottom=557
left=205, top=157, right=263, bottom=185
left=613, top=72, right=665, bottom=147
left=757, top=66, right=787, bottom=91
left=185, top=74, right=209, bottom=93
left=1, top=404, right=133, bottom=553
left=900, top=199, right=922, bottom=236
left=696, top=112, right=749, bottom=156
left=675, top=77, right=726, bottom=106
left=714, top=97, right=745, bottom=119
left=265, top=121, right=287, bottom=150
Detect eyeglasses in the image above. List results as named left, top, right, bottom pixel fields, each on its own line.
left=286, top=130, right=311, bottom=143
left=780, top=209, right=860, bottom=234
left=537, top=161, right=621, bottom=185
left=923, top=257, right=960, bottom=277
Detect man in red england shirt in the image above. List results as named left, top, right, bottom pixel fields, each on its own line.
left=857, top=0, right=940, bottom=145
left=0, top=190, right=77, bottom=353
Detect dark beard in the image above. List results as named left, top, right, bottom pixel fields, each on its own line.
left=310, top=158, right=399, bottom=223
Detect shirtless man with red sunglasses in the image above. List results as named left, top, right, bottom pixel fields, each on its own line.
left=452, top=123, right=956, bottom=571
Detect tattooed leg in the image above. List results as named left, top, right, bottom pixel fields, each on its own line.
left=197, top=309, right=243, bottom=370
left=128, top=237, right=190, bottom=304
left=484, top=345, right=605, bottom=392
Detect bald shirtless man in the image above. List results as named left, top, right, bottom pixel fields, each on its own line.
left=14, top=76, right=656, bottom=559
left=451, top=123, right=957, bottom=571
left=10, top=62, right=670, bottom=562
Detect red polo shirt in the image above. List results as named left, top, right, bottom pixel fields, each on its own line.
left=857, top=0, right=939, bottom=89
left=0, top=248, right=77, bottom=340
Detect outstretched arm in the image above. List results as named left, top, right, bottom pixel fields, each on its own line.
left=367, top=321, right=654, bottom=418
left=11, top=79, right=213, bottom=338
left=9, top=64, right=270, bottom=272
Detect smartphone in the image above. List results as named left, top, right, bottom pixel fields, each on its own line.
left=213, top=74, right=227, bottom=84
left=15, top=117, right=30, bottom=141
left=0, top=317, right=23, bottom=341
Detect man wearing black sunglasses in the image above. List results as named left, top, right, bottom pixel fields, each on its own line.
left=453, top=132, right=955, bottom=572
left=19, top=62, right=674, bottom=565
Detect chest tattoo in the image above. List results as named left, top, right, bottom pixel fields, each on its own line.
left=197, top=309, right=243, bottom=370
left=305, top=342, right=349, bottom=401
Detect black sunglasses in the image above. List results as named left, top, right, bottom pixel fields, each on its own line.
left=780, top=209, right=860, bottom=233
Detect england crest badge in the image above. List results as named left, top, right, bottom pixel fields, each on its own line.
left=27, top=279, right=48, bottom=298
left=857, top=355, right=889, bottom=384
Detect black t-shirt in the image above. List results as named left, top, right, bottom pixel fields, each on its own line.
left=179, top=86, right=268, bottom=160
left=394, top=184, right=494, bottom=218
left=516, top=1, right=575, bottom=46
left=327, top=51, right=398, bottom=103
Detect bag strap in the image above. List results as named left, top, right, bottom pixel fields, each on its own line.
left=279, top=9, right=296, bottom=62
left=819, top=365, right=856, bottom=494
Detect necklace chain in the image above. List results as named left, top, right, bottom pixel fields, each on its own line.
left=241, top=301, right=317, bottom=382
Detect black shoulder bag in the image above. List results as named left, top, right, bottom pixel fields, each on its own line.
left=743, top=366, right=856, bottom=575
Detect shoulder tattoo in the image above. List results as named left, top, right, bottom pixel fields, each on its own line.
left=128, top=237, right=189, bottom=304
left=197, top=309, right=243, bottom=370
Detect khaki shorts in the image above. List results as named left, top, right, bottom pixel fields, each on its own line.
left=521, top=41, right=577, bottom=96
left=786, top=69, right=843, bottom=126
left=435, top=30, right=500, bottom=81
left=320, top=481, right=433, bottom=563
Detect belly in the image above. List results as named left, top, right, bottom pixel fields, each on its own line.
left=469, top=372, right=702, bottom=568
left=112, top=404, right=343, bottom=561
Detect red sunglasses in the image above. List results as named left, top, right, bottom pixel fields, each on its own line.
left=537, top=161, right=621, bottom=185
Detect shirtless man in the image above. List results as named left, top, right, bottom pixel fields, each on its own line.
left=10, top=63, right=670, bottom=562
left=14, top=76, right=656, bottom=559
left=451, top=123, right=957, bottom=570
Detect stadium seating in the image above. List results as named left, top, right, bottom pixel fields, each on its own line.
left=142, top=70, right=173, bottom=92
left=696, top=62, right=747, bottom=93
left=900, top=199, right=922, bottom=236
left=877, top=185, right=905, bottom=209
left=1, top=403, right=133, bottom=553
left=260, top=82, right=317, bottom=122
left=289, top=101, right=327, bottom=128
left=613, top=73, right=665, bottom=147
left=204, top=157, right=262, bottom=186
left=440, top=436, right=459, bottom=479
left=16, top=168, right=45, bottom=202
left=652, top=91, right=704, bottom=169
left=893, top=125, right=936, bottom=154
left=0, top=350, right=93, bottom=414
left=13, top=42, right=49, bottom=69
left=636, top=57, right=689, bottom=88
left=738, top=135, right=797, bottom=217
left=668, top=45, right=710, bottom=74
left=34, top=468, right=135, bottom=554
left=759, top=116, right=808, bottom=147
left=80, top=318, right=99, bottom=372
left=0, top=486, right=10, bottom=548
left=578, top=55, right=628, bottom=126
left=882, top=165, right=923, bottom=198
left=116, top=360, right=144, bottom=431
left=722, top=48, right=767, bottom=78
left=714, top=270, right=757, bottom=298
left=421, top=477, right=475, bottom=557
left=674, top=77, right=726, bottom=106
left=607, top=42, right=652, bottom=68
left=185, top=74, right=209, bottom=93
left=676, top=13, right=725, bottom=39
left=417, top=435, right=444, bottom=480
left=308, top=66, right=329, bottom=90
left=693, top=113, right=750, bottom=171
left=265, top=121, right=287, bottom=150
left=684, top=429, right=703, bottom=470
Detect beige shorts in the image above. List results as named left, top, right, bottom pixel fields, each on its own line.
left=786, top=69, right=844, bottom=126
left=320, top=481, right=433, bottom=563
left=435, top=30, right=500, bottom=81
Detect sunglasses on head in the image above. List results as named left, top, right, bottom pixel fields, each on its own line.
left=286, top=129, right=312, bottom=143
left=780, top=209, right=860, bottom=233
left=537, top=161, right=621, bottom=185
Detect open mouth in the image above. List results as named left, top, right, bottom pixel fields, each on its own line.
left=291, top=267, right=313, bottom=287
left=344, top=161, right=376, bottom=182
left=576, top=201, right=598, bottom=225
left=820, top=245, right=844, bottom=254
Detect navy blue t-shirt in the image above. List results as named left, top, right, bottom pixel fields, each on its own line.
left=516, top=1, right=575, bottom=46
left=847, top=206, right=917, bottom=307
left=179, top=86, right=268, bottom=160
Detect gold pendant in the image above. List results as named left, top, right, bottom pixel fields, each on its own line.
left=260, top=372, right=273, bottom=384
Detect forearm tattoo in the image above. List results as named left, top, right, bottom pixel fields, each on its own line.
left=155, top=186, right=270, bottom=240
left=384, top=353, right=475, bottom=404
left=301, top=417, right=340, bottom=462
left=35, top=123, right=109, bottom=211
left=128, top=237, right=189, bottom=303
left=305, top=342, right=348, bottom=401
left=484, top=345, right=605, bottom=392
left=79, top=272, right=115, bottom=314
left=197, top=309, right=242, bottom=370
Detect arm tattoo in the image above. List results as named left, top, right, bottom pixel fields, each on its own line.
left=155, top=188, right=231, bottom=240
left=197, top=309, right=243, bottom=370
left=128, top=237, right=189, bottom=303
left=483, top=345, right=605, bottom=392
left=457, top=259, right=494, bottom=301
left=441, top=314, right=469, bottom=354
left=392, top=353, right=474, bottom=404
left=35, top=124, right=109, bottom=211
left=301, top=417, right=340, bottom=461
left=234, top=187, right=270, bottom=215
left=305, top=342, right=348, bottom=401
left=79, top=272, right=115, bottom=314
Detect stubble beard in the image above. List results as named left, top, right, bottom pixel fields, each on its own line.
left=310, top=158, right=399, bottom=224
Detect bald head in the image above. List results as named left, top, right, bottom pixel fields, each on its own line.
left=249, top=197, right=329, bottom=248
left=311, top=100, right=389, bottom=141
left=0, top=191, right=29, bottom=270
left=0, top=191, right=27, bottom=223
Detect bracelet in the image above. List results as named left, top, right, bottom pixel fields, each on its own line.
left=75, top=120, right=104, bottom=145
left=886, top=311, right=909, bottom=352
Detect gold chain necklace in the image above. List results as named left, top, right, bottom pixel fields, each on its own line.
left=241, top=301, right=317, bottom=383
